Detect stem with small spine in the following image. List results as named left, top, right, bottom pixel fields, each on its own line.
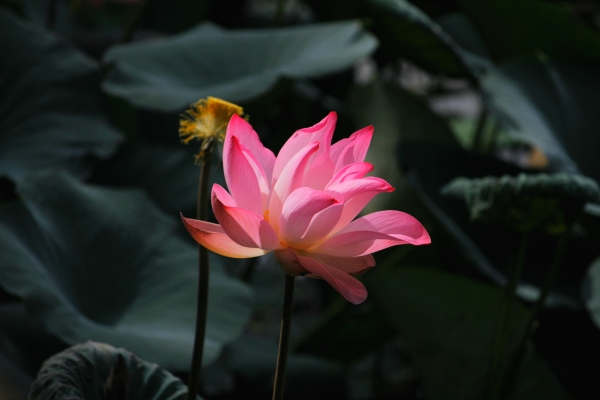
left=272, top=274, right=295, bottom=400
left=499, top=231, right=568, bottom=400
left=487, top=232, right=529, bottom=400
left=186, top=149, right=213, bottom=400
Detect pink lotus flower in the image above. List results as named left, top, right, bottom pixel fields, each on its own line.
left=181, top=112, right=430, bottom=304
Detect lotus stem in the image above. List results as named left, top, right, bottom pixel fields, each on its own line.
left=499, top=231, right=568, bottom=400
left=487, top=232, right=529, bottom=400
left=186, top=148, right=214, bottom=400
left=272, top=274, right=295, bottom=400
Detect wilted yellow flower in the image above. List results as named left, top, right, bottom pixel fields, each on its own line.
left=179, top=97, right=244, bottom=162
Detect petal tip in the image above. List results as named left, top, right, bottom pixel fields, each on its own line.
left=349, top=292, right=368, bottom=305
left=180, top=213, right=193, bottom=226
left=419, top=229, right=432, bottom=245
left=230, top=113, right=244, bottom=122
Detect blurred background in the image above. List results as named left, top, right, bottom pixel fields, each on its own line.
left=2, top=0, right=600, bottom=399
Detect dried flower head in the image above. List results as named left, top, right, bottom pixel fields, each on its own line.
left=179, top=97, right=244, bottom=163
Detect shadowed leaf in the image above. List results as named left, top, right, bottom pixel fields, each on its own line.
left=29, top=342, right=202, bottom=400
left=365, top=0, right=475, bottom=78
left=0, top=170, right=252, bottom=370
left=371, top=267, right=571, bottom=400
left=453, top=0, right=600, bottom=64
left=483, top=60, right=600, bottom=182
left=0, top=9, right=122, bottom=180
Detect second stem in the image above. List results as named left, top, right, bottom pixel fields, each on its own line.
left=488, top=232, right=529, bottom=400
left=186, top=149, right=214, bottom=400
left=272, top=274, right=295, bottom=400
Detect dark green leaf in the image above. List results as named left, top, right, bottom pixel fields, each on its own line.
left=225, top=335, right=345, bottom=400
left=294, top=299, right=395, bottom=363
left=453, top=0, right=600, bottom=65
left=91, top=144, right=226, bottom=217
left=0, top=337, right=31, bottom=400
left=364, top=0, right=475, bottom=78
left=143, top=0, right=209, bottom=34
left=305, top=0, right=474, bottom=77
left=484, top=60, right=600, bottom=182
left=371, top=267, right=570, bottom=400
left=436, top=12, right=494, bottom=72
left=436, top=12, right=488, bottom=60
left=0, top=170, right=252, bottom=370
left=399, top=142, right=583, bottom=308
left=348, top=78, right=458, bottom=212
left=102, top=21, right=378, bottom=112
left=0, top=9, right=122, bottom=180
left=0, top=302, right=67, bottom=377
left=442, top=173, right=600, bottom=232
left=294, top=246, right=426, bottom=364
left=0, top=0, right=69, bottom=28
left=583, top=256, right=600, bottom=330
left=29, top=341, right=202, bottom=400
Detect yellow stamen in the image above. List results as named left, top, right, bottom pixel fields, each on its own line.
left=179, top=97, right=245, bottom=163
left=263, top=209, right=270, bottom=222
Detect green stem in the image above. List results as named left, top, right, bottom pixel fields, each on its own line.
left=272, top=274, right=295, bottom=400
left=487, top=232, right=529, bottom=400
left=186, top=150, right=214, bottom=400
left=499, top=231, right=568, bottom=400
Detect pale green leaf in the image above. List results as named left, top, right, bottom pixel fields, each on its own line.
left=102, top=21, right=378, bottom=111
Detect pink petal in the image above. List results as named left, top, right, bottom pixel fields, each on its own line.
left=330, top=126, right=373, bottom=173
left=226, top=114, right=276, bottom=184
left=302, top=148, right=335, bottom=192
left=326, top=177, right=394, bottom=233
left=272, top=112, right=337, bottom=188
left=297, top=255, right=368, bottom=304
left=327, top=162, right=374, bottom=187
left=311, top=210, right=431, bottom=257
left=181, top=214, right=268, bottom=258
left=327, top=177, right=393, bottom=201
left=268, top=142, right=320, bottom=234
left=308, top=253, right=375, bottom=274
left=241, top=145, right=272, bottom=212
left=280, top=187, right=343, bottom=248
left=212, top=184, right=281, bottom=250
left=273, top=248, right=308, bottom=276
left=223, top=136, right=264, bottom=214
